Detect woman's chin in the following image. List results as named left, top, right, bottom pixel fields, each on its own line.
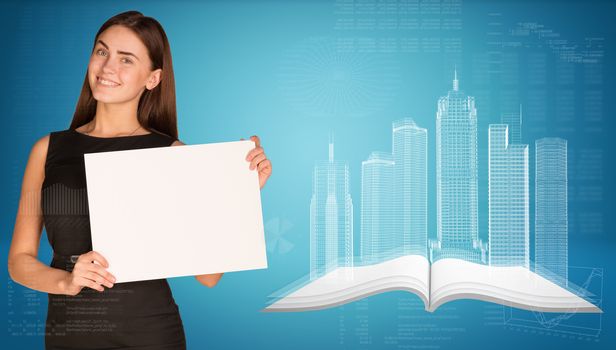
left=91, top=92, right=133, bottom=105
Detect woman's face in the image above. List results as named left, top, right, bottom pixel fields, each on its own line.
left=88, top=25, right=161, bottom=105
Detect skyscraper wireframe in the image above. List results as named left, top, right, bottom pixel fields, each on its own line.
left=488, top=124, right=529, bottom=268
left=431, top=68, right=486, bottom=263
left=310, top=134, right=354, bottom=280
left=392, top=119, right=428, bottom=258
left=501, top=104, right=523, bottom=144
left=535, top=138, right=568, bottom=287
left=360, top=151, right=395, bottom=264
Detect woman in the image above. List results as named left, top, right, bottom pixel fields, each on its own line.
left=7, top=10, right=272, bottom=349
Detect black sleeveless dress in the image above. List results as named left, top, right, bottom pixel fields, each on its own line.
left=42, top=128, right=187, bottom=350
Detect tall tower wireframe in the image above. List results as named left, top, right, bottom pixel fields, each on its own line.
left=310, top=134, right=354, bottom=280
left=488, top=124, right=529, bottom=268
left=392, top=119, right=428, bottom=258
left=535, top=138, right=568, bottom=287
left=360, top=151, right=395, bottom=264
left=501, top=104, right=523, bottom=144
left=431, top=68, right=486, bottom=263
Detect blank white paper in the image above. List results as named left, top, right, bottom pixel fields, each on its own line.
left=84, top=140, right=268, bottom=283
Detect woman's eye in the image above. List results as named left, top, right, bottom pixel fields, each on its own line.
left=94, top=49, right=132, bottom=64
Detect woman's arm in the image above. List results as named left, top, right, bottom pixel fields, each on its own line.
left=194, top=273, right=224, bottom=288
left=7, top=135, right=73, bottom=295
left=171, top=139, right=225, bottom=288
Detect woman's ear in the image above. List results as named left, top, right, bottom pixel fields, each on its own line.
left=146, top=69, right=162, bottom=90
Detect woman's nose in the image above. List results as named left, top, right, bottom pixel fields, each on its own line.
left=102, top=57, right=118, bottom=74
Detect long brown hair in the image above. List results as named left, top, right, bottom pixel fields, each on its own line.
left=70, top=11, right=178, bottom=140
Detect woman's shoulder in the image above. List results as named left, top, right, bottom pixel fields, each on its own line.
left=29, top=128, right=69, bottom=157
left=147, top=127, right=182, bottom=146
left=43, top=128, right=75, bottom=145
left=30, top=134, right=51, bottom=160
left=35, top=129, right=85, bottom=169
left=23, top=133, right=52, bottom=185
left=43, top=129, right=77, bottom=150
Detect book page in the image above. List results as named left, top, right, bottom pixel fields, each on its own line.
left=429, top=258, right=601, bottom=313
left=265, top=255, right=430, bottom=312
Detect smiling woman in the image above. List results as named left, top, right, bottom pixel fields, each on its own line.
left=72, top=11, right=177, bottom=138
left=7, top=10, right=272, bottom=350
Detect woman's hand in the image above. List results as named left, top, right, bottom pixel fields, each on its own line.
left=61, top=251, right=116, bottom=296
left=243, top=135, right=272, bottom=190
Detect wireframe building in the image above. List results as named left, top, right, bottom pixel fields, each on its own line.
left=392, top=119, right=428, bottom=258
left=310, top=135, right=354, bottom=280
left=501, top=105, right=523, bottom=144
left=431, top=69, right=486, bottom=263
left=535, top=138, right=568, bottom=287
left=360, top=151, right=395, bottom=264
left=488, top=124, right=529, bottom=268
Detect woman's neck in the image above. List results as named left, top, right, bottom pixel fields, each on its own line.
left=87, top=101, right=144, bottom=136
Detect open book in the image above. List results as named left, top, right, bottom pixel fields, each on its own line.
left=263, top=255, right=602, bottom=313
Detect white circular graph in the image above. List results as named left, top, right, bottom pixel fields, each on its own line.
left=277, top=37, right=401, bottom=119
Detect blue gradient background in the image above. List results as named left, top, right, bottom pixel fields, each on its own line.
left=1, top=0, right=614, bottom=349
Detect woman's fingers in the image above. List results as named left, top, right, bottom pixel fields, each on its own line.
left=76, top=251, right=114, bottom=280
left=250, top=153, right=267, bottom=170
left=257, top=159, right=272, bottom=172
left=83, top=271, right=114, bottom=288
left=84, top=262, right=116, bottom=285
left=90, top=251, right=109, bottom=268
left=63, top=251, right=115, bottom=295
left=79, top=250, right=109, bottom=268
left=71, top=266, right=113, bottom=291
left=74, top=250, right=116, bottom=285
left=243, top=135, right=263, bottom=157
left=242, top=135, right=271, bottom=187
left=245, top=146, right=264, bottom=161
left=250, top=135, right=260, bottom=148
left=77, top=276, right=105, bottom=292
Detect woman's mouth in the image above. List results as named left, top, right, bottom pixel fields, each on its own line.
left=97, top=76, right=120, bottom=87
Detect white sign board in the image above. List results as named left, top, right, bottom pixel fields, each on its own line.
left=84, top=140, right=267, bottom=283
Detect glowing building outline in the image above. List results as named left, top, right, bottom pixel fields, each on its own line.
left=310, top=134, right=354, bottom=280
left=535, top=137, right=568, bottom=287
left=360, top=151, right=395, bottom=264
left=488, top=124, right=530, bottom=268
left=431, top=69, right=486, bottom=263
left=393, top=118, right=428, bottom=258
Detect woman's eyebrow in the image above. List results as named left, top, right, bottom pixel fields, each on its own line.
left=96, top=39, right=141, bottom=61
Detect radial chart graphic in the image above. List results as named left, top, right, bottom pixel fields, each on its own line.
left=264, top=216, right=295, bottom=255
left=277, top=37, right=401, bottom=119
